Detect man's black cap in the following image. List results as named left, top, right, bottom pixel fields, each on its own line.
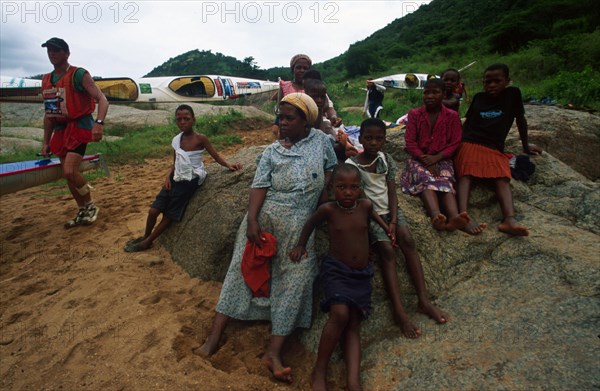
left=41, top=37, right=69, bottom=52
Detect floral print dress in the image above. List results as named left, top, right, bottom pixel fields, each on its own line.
left=216, top=129, right=337, bottom=336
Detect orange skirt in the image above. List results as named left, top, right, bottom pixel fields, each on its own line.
left=454, top=142, right=511, bottom=179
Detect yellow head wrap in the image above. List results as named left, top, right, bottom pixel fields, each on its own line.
left=290, top=54, right=312, bottom=71
left=280, top=93, right=319, bottom=126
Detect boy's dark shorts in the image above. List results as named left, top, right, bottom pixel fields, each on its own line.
left=369, top=206, right=408, bottom=244
left=150, top=178, right=199, bottom=222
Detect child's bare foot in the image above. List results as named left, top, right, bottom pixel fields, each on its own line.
left=311, top=370, right=328, bottom=391
left=418, top=301, right=448, bottom=324
left=262, top=352, right=293, bottom=383
left=394, top=312, right=421, bottom=339
left=498, top=216, right=529, bottom=236
left=461, top=220, right=487, bottom=235
left=445, top=212, right=470, bottom=231
left=431, top=213, right=447, bottom=231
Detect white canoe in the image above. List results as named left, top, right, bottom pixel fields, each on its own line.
left=0, top=75, right=279, bottom=103
left=371, top=73, right=438, bottom=89
left=0, top=154, right=109, bottom=197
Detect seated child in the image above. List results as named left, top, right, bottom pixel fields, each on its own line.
left=347, top=118, right=448, bottom=339
left=440, top=68, right=462, bottom=112
left=455, top=63, right=542, bottom=236
left=289, top=163, right=390, bottom=391
left=302, top=69, right=343, bottom=128
left=399, top=78, right=469, bottom=231
left=124, top=104, right=241, bottom=252
left=346, top=118, right=448, bottom=338
left=303, top=78, right=358, bottom=160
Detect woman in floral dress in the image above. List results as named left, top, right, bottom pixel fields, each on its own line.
left=199, top=93, right=337, bottom=383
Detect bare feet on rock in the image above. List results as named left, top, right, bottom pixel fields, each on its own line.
left=461, top=220, right=487, bottom=235
left=431, top=213, right=447, bottom=231
left=445, top=212, right=470, bottom=231
left=418, top=300, right=448, bottom=324
left=262, top=352, right=292, bottom=383
left=498, top=217, right=529, bottom=236
left=394, top=312, right=422, bottom=339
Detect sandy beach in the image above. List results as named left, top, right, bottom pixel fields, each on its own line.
left=0, top=128, right=330, bottom=390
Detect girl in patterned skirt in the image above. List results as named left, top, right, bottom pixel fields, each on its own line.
left=400, top=78, right=470, bottom=231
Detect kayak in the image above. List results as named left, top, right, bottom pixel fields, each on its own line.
left=0, top=154, right=109, bottom=196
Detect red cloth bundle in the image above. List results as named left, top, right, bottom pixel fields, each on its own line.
left=241, top=232, right=277, bottom=297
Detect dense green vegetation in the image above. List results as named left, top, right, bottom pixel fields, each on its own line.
left=317, top=0, right=600, bottom=116
left=144, top=0, right=599, bottom=118
left=144, top=50, right=267, bottom=80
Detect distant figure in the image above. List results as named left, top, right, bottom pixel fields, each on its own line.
left=456, top=80, right=468, bottom=102
left=303, top=69, right=342, bottom=127
left=304, top=78, right=356, bottom=160
left=455, top=63, right=542, bottom=236
left=40, top=37, right=109, bottom=228
left=400, top=78, right=468, bottom=231
left=347, top=118, right=448, bottom=339
left=440, top=68, right=462, bottom=112
left=289, top=163, right=391, bottom=391
left=271, top=54, right=312, bottom=137
left=362, top=79, right=386, bottom=118
left=124, top=105, right=241, bottom=252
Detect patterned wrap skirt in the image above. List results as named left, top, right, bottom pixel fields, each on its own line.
left=454, top=142, right=511, bottom=179
left=400, top=158, right=456, bottom=195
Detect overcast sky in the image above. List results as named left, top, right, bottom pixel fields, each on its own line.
left=1, top=0, right=430, bottom=79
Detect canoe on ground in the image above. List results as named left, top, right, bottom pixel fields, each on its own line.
left=0, top=154, right=109, bottom=196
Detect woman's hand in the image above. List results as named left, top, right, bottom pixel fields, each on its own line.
left=246, top=219, right=264, bottom=247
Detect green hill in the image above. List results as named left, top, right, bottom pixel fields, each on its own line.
left=144, top=0, right=600, bottom=115
left=144, top=49, right=267, bottom=80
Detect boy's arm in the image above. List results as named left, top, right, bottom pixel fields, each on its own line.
left=201, top=135, right=242, bottom=171
left=289, top=205, right=328, bottom=262
left=164, top=151, right=176, bottom=190
left=516, top=114, right=542, bottom=155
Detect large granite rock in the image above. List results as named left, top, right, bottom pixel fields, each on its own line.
left=161, top=108, right=599, bottom=389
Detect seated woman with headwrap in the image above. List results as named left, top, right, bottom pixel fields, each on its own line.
left=198, top=93, right=337, bottom=384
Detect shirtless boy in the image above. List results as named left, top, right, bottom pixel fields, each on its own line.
left=290, top=163, right=390, bottom=391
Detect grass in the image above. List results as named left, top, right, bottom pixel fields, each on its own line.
left=0, top=109, right=245, bottom=166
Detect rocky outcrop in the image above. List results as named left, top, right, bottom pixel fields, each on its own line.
left=161, top=107, right=599, bottom=389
